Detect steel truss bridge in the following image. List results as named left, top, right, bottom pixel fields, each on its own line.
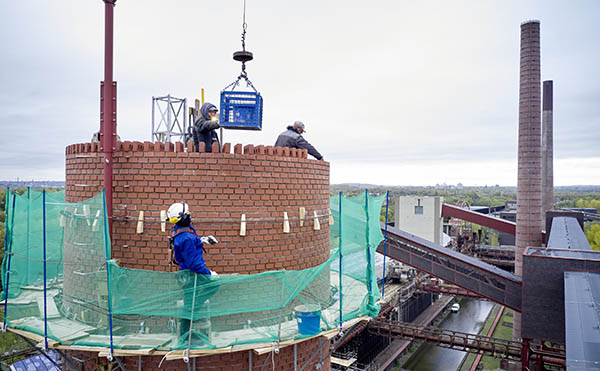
left=367, top=319, right=565, bottom=367
left=377, top=225, right=522, bottom=311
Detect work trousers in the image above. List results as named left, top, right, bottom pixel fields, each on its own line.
left=178, top=271, right=218, bottom=339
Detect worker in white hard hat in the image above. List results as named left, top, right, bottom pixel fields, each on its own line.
left=166, top=202, right=218, bottom=344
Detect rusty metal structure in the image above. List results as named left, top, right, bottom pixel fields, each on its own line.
left=373, top=210, right=597, bottom=370
left=442, top=203, right=517, bottom=236
left=377, top=226, right=523, bottom=311
left=100, top=0, right=117, bottom=237
left=368, top=319, right=566, bottom=368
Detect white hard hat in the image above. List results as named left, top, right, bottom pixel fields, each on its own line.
left=166, top=202, right=190, bottom=224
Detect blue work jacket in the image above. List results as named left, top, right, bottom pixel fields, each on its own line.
left=172, top=225, right=211, bottom=275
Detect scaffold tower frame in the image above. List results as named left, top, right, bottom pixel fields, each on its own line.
left=151, top=95, right=188, bottom=143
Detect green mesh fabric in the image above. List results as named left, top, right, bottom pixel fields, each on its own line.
left=1, top=190, right=383, bottom=351
left=330, top=192, right=384, bottom=319
left=2, top=190, right=66, bottom=297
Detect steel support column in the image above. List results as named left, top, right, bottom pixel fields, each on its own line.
left=521, top=338, right=531, bottom=371
left=101, top=0, right=117, bottom=238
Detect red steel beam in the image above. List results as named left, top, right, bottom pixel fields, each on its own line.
left=101, top=0, right=117, bottom=238
left=418, top=284, right=482, bottom=299
left=442, top=204, right=516, bottom=235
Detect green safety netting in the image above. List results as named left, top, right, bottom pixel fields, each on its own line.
left=1, top=189, right=383, bottom=353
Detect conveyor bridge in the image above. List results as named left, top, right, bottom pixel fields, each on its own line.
left=378, top=225, right=522, bottom=312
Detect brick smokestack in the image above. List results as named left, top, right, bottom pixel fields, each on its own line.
left=542, top=80, right=554, bottom=222
left=514, top=20, right=542, bottom=341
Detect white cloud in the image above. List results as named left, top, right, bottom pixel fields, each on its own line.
left=0, top=0, right=598, bottom=185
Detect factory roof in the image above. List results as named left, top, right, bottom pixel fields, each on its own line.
left=547, top=217, right=591, bottom=250
left=564, top=271, right=600, bottom=370
left=526, top=248, right=600, bottom=260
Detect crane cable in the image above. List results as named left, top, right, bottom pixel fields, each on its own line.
left=223, top=0, right=257, bottom=92
left=241, top=0, right=247, bottom=52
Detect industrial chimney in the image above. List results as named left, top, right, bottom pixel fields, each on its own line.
left=514, top=20, right=543, bottom=341
left=542, top=80, right=554, bottom=225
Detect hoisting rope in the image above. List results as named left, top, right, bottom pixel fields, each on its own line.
left=223, top=0, right=258, bottom=93
left=241, top=0, right=248, bottom=56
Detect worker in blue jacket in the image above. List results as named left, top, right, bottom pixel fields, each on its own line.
left=166, top=202, right=218, bottom=344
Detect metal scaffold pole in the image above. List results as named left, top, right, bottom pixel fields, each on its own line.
left=101, top=0, right=117, bottom=239
left=2, top=191, right=16, bottom=332
left=102, top=189, right=115, bottom=360
left=1, top=188, right=7, bottom=283
left=365, top=189, right=373, bottom=301
left=25, top=188, right=30, bottom=284
left=42, top=190, right=48, bottom=351
left=382, top=190, right=389, bottom=297
left=338, top=192, right=343, bottom=333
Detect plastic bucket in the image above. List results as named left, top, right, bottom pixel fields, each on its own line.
left=294, top=304, right=321, bottom=335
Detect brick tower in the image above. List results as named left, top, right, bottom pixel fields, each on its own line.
left=62, top=141, right=332, bottom=370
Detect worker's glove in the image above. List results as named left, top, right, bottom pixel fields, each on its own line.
left=200, top=235, right=219, bottom=245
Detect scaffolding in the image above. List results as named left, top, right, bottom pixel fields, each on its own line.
left=1, top=189, right=384, bottom=362
left=151, top=95, right=188, bottom=143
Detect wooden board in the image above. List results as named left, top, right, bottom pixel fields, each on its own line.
left=36, top=296, right=60, bottom=319
left=83, top=334, right=175, bottom=349
left=8, top=289, right=59, bottom=305
left=331, top=356, right=357, bottom=367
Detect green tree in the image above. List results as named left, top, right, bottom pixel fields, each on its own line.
left=585, top=223, right=600, bottom=251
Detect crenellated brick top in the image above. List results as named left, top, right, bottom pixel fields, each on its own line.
left=65, top=140, right=309, bottom=159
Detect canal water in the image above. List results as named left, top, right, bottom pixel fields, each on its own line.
left=402, top=298, right=494, bottom=371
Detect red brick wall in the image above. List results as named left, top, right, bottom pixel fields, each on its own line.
left=63, top=334, right=331, bottom=371
left=65, top=141, right=331, bottom=274
left=61, top=202, right=111, bottom=327
left=63, top=141, right=332, bottom=370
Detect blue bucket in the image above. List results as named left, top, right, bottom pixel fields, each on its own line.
left=294, top=304, right=321, bottom=335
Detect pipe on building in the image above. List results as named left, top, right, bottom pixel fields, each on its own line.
left=101, top=0, right=117, bottom=238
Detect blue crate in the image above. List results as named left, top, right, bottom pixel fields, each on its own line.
left=219, top=90, right=263, bottom=130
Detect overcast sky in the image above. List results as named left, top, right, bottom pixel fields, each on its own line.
left=1, top=1, right=598, bottom=186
